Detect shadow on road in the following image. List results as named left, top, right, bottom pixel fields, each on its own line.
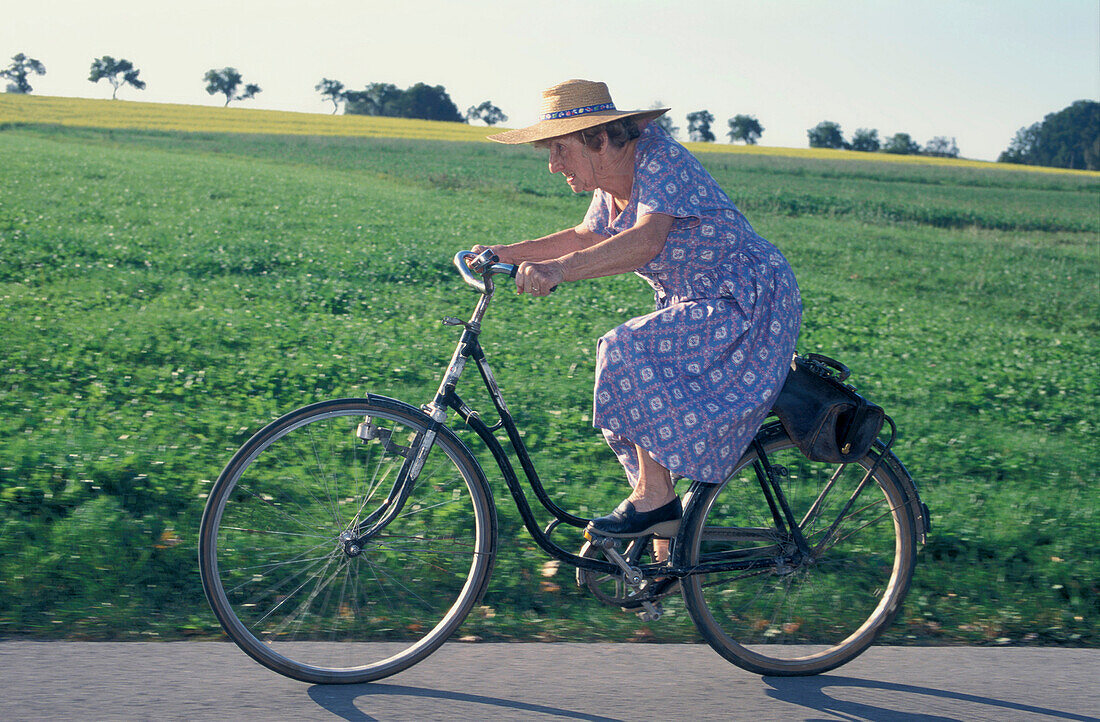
left=307, top=682, right=623, bottom=722
left=765, top=675, right=1094, bottom=721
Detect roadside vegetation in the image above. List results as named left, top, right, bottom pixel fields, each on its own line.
left=0, top=97, right=1096, bottom=645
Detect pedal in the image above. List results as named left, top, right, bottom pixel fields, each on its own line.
left=586, top=534, right=642, bottom=586
left=636, top=601, right=663, bottom=622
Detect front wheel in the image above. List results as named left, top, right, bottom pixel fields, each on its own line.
left=679, top=422, right=917, bottom=676
left=198, top=397, right=497, bottom=684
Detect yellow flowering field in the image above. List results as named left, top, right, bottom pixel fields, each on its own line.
left=0, top=94, right=497, bottom=142
left=688, top=140, right=1028, bottom=172
left=1, top=93, right=1093, bottom=176
left=684, top=139, right=1100, bottom=176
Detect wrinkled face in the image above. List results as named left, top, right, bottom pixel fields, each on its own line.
left=543, top=134, right=597, bottom=193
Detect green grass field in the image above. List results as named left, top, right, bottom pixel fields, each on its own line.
left=0, top=98, right=1097, bottom=645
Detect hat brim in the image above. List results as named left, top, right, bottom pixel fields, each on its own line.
left=488, top=108, right=669, bottom=145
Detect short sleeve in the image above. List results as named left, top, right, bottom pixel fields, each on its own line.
left=583, top=189, right=613, bottom=236
left=633, top=128, right=733, bottom=223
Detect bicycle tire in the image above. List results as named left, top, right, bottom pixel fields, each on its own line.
left=679, top=421, right=917, bottom=676
left=199, top=397, right=497, bottom=684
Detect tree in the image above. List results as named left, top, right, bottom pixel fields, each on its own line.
left=999, top=123, right=1040, bottom=165
left=315, top=78, right=345, bottom=114
left=203, top=67, right=261, bottom=106
left=850, top=128, right=880, bottom=152
left=343, top=82, right=403, bottom=116
left=465, top=100, right=507, bottom=126
left=808, top=121, right=846, bottom=149
left=397, top=83, right=463, bottom=122
left=650, top=101, right=678, bottom=138
left=923, top=136, right=959, bottom=158
left=727, top=114, right=764, bottom=144
left=882, top=132, right=921, bottom=155
left=686, top=110, right=715, bottom=142
left=1, top=53, right=46, bottom=94
left=88, top=56, right=145, bottom=100
left=345, top=82, right=463, bottom=122
left=998, top=100, right=1100, bottom=170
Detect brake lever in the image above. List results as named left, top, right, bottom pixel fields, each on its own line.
left=467, top=249, right=499, bottom=274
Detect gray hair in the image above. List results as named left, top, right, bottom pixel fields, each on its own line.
left=579, top=118, right=641, bottom=151
left=535, top=118, right=642, bottom=152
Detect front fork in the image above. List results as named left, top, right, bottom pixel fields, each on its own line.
left=344, top=421, right=437, bottom=551
left=344, top=288, right=494, bottom=551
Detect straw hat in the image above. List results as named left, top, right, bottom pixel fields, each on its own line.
left=488, top=79, right=669, bottom=145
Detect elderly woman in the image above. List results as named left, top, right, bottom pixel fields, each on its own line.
left=475, top=79, right=801, bottom=549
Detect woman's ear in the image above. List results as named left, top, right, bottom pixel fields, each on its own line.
left=591, top=130, right=609, bottom=154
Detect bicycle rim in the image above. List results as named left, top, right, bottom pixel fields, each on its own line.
left=681, top=424, right=916, bottom=676
left=199, top=399, right=495, bottom=683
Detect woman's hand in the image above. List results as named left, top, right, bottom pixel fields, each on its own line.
left=468, top=244, right=508, bottom=265
left=515, top=260, right=565, bottom=297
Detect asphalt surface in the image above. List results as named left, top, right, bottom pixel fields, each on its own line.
left=2, top=641, right=1097, bottom=721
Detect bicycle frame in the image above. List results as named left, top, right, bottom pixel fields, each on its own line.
left=351, top=251, right=886, bottom=581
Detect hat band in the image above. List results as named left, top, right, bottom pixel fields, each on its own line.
left=540, top=102, right=615, bottom=121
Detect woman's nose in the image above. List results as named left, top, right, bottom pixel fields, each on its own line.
left=548, top=151, right=563, bottom=174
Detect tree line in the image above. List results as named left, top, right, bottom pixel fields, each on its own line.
left=314, top=78, right=506, bottom=125
left=681, top=110, right=960, bottom=159
left=806, top=121, right=960, bottom=158
left=0, top=52, right=504, bottom=125
left=660, top=103, right=1097, bottom=169
left=4, top=52, right=1096, bottom=169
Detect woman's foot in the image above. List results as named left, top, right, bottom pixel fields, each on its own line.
left=586, top=496, right=682, bottom=538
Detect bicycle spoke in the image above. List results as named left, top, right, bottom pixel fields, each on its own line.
left=358, top=556, right=448, bottom=613
left=249, top=552, right=342, bottom=629
left=232, top=481, right=331, bottom=536
left=681, top=429, right=916, bottom=675
left=219, top=526, right=332, bottom=540
left=264, top=554, right=349, bottom=638
left=200, top=402, right=493, bottom=683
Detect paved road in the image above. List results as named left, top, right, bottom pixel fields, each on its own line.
left=2, top=642, right=1097, bottom=721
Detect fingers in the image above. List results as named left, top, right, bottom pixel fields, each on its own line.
left=466, top=244, right=500, bottom=270
left=515, top=262, right=538, bottom=296
left=515, top=261, right=562, bottom=297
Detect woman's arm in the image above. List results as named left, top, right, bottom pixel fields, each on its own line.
left=473, top=223, right=605, bottom=264
left=514, top=212, right=674, bottom=296
left=556, top=212, right=673, bottom=282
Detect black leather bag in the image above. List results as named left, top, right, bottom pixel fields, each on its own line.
left=772, top=354, right=885, bottom=463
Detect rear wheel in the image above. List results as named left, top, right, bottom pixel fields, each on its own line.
left=199, top=398, right=496, bottom=684
left=680, top=422, right=916, bottom=676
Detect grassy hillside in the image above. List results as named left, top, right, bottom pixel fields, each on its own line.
left=0, top=97, right=1097, bottom=645
left=4, top=93, right=1093, bottom=172
left=0, top=94, right=499, bottom=143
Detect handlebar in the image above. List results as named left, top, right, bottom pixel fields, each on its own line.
left=453, top=250, right=517, bottom=294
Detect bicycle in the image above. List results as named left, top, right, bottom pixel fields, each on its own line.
left=199, top=250, right=930, bottom=684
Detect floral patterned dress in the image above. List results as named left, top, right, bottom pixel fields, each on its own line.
left=584, top=124, right=801, bottom=484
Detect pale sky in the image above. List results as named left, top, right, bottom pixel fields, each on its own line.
left=5, top=0, right=1098, bottom=161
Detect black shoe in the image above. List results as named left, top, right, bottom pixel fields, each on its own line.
left=586, top=497, right=682, bottom=539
